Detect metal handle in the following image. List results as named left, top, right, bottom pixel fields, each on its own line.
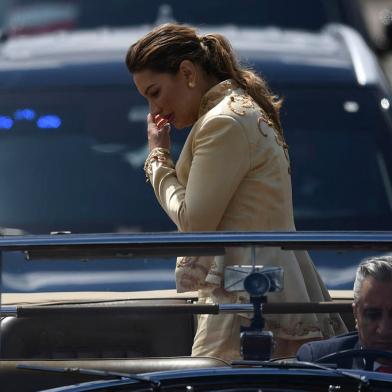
left=0, top=301, right=351, bottom=318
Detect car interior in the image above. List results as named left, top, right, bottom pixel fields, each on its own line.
left=0, top=234, right=365, bottom=391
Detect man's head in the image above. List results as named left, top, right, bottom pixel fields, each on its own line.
left=352, top=256, right=392, bottom=352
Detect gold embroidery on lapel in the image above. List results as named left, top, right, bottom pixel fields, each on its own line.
left=257, top=110, right=275, bottom=137
left=274, top=134, right=283, bottom=146
left=198, top=79, right=292, bottom=174
left=274, top=134, right=291, bottom=173
left=259, top=109, right=274, bottom=127
left=258, top=112, right=291, bottom=174
left=257, top=117, right=268, bottom=137
left=198, top=79, right=238, bottom=118
left=228, top=94, right=255, bottom=116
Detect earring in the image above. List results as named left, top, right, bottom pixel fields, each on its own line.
left=188, top=81, right=195, bottom=88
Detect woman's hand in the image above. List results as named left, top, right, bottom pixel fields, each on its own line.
left=147, top=113, right=171, bottom=151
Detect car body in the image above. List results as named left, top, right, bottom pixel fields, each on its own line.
left=38, top=367, right=392, bottom=392
left=0, top=23, right=392, bottom=291
left=0, top=0, right=375, bottom=47
left=0, top=231, right=391, bottom=391
left=4, top=0, right=392, bottom=77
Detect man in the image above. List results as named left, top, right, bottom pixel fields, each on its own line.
left=297, top=255, right=392, bottom=370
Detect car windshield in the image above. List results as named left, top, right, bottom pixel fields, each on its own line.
left=0, top=0, right=337, bottom=36
left=0, top=86, right=391, bottom=236
left=282, top=87, right=392, bottom=231
left=0, top=88, right=180, bottom=234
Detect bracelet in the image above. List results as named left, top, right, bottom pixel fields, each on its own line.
left=143, top=147, right=171, bottom=182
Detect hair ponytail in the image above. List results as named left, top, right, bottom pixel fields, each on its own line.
left=199, top=33, right=284, bottom=138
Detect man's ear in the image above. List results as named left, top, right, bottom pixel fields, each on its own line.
left=352, top=302, right=358, bottom=329
left=179, top=60, right=197, bottom=87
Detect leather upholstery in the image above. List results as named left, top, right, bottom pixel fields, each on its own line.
left=0, top=300, right=195, bottom=359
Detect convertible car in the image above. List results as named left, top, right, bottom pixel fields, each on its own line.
left=0, top=231, right=391, bottom=391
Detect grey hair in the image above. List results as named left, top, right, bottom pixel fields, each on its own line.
left=353, top=255, right=392, bottom=302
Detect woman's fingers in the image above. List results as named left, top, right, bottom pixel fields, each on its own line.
left=147, top=113, right=171, bottom=151
left=154, top=114, right=169, bottom=129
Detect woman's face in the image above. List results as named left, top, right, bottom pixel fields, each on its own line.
left=133, top=66, right=202, bottom=129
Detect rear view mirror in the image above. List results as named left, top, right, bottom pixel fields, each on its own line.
left=224, top=265, right=283, bottom=295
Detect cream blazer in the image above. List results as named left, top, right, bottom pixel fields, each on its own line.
left=149, top=79, right=293, bottom=233
left=146, top=79, right=346, bottom=339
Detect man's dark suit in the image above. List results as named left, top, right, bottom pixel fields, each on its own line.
left=296, top=331, right=362, bottom=369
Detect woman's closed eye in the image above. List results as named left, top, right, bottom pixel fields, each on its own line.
left=149, top=89, right=160, bottom=98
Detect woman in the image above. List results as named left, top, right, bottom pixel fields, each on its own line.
left=126, top=23, right=346, bottom=361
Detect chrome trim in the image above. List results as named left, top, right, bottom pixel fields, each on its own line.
left=0, top=232, right=391, bottom=251
left=219, top=304, right=254, bottom=313
left=0, top=306, right=17, bottom=316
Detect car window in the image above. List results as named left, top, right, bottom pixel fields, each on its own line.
left=280, top=87, right=392, bottom=230
left=1, top=85, right=391, bottom=236
left=0, top=88, right=188, bottom=234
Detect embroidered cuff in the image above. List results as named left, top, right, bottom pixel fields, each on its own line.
left=143, top=147, right=172, bottom=182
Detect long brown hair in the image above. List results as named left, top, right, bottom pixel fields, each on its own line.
left=126, top=23, right=283, bottom=135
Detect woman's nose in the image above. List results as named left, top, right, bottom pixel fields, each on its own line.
left=149, top=102, right=160, bottom=116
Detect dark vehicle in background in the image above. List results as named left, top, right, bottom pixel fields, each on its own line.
left=0, top=0, right=376, bottom=42
left=5, top=0, right=392, bottom=86
left=1, top=0, right=390, bottom=54
left=0, top=16, right=392, bottom=291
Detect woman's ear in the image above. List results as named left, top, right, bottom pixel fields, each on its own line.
left=179, top=60, right=197, bottom=88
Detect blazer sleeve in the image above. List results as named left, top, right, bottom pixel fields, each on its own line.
left=296, top=334, right=359, bottom=363
left=149, top=114, right=251, bottom=231
left=296, top=342, right=315, bottom=362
